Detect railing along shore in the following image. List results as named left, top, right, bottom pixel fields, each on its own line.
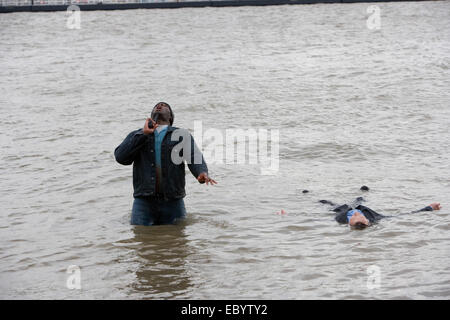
left=0, top=0, right=435, bottom=13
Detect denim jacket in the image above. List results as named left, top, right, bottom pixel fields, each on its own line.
left=114, top=126, right=208, bottom=200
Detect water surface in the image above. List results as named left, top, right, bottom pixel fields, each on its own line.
left=1, top=1, right=449, bottom=299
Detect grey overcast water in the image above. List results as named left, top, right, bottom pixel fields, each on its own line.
left=1, top=1, right=450, bottom=299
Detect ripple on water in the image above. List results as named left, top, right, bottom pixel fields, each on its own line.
left=1, top=1, right=450, bottom=299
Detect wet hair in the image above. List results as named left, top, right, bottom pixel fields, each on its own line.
left=151, top=102, right=174, bottom=125
left=360, top=185, right=369, bottom=191
left=353, top=222, right=369, bottom=230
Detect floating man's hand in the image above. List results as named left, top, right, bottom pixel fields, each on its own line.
left=197, top=172, right=217, bottom=185
left=430, top=202, right=441, bottom=210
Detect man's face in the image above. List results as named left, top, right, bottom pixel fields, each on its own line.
left=152, top=102, right=171, bottom=122
left=349, top=211, right=369, bottom=227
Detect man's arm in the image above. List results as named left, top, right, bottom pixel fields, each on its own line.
left=410, top=206, right=433, bottom=213
left=396, top=202, right=441, bottom=217
left=114, top=118, right=158, bottom=165
left=410, top=202, right=441, bottom=213
left=114, top=129, right=148, bottom=165
left=318, top=200, right=350, bottom=223
left=186, top=133, right=217, bottom=185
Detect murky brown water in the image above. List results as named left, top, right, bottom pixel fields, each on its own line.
left=1, top=1, right=450, bottom=299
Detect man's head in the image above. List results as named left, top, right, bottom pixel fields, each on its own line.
left=151, top=102, right=174, bottom=125
left=347, top=209, right=370, bottom=229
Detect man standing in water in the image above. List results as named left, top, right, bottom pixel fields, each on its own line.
left=115, top=102, right=217, bottom=226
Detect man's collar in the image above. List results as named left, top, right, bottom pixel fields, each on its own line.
left=156, top=125, right=169, bottom=133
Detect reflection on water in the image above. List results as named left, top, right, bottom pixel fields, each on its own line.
left=123, top=222, right=193, bottom=298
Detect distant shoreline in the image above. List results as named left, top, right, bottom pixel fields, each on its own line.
left=0, top=0, right=435, bottom=14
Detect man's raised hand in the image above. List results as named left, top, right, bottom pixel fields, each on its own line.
left=143, top=118, right=158, bottom=135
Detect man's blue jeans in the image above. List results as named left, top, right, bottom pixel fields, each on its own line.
left=131, top=196, right=186, bottom=226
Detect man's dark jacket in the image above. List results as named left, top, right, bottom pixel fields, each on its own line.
left=114, top=126, right=208, bottom=200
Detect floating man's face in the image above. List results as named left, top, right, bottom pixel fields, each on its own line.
left=348, top=210, right=370, bottom=228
